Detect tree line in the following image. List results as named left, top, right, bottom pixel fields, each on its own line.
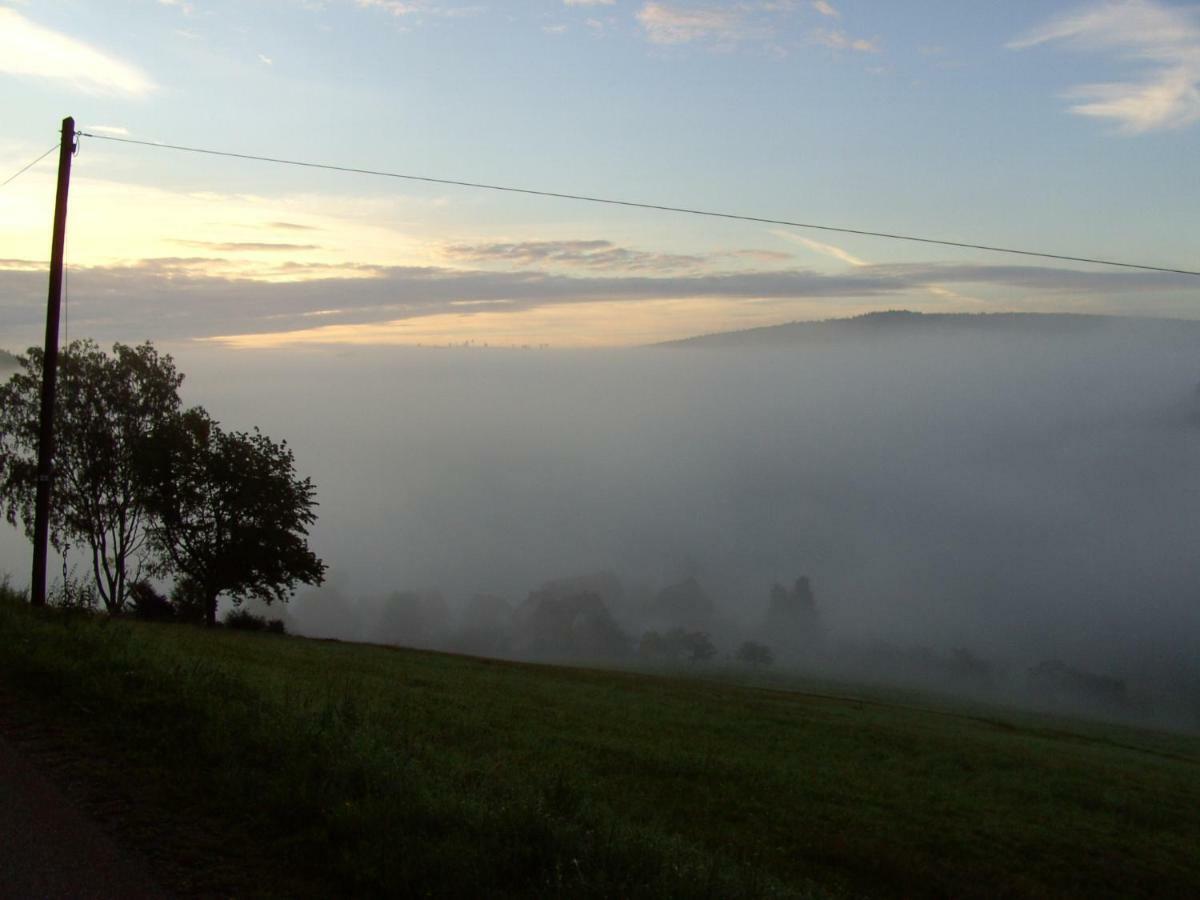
left=0, top=340, right=325, bottom=626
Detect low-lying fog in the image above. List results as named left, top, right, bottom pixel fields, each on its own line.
left=4, top=314, right=1200, bottom=728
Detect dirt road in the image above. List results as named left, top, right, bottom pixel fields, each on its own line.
left=0, top=731, right=165, bottom=898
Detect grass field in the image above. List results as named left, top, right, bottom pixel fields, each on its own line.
left=1, top=592, right=1198, bottom=898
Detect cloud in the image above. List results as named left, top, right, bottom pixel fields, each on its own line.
left=443, top=239, right=708, bottom=271
left=564, top=0, right=614, bottom=6
left=354, top=0, right=483, bottom=18
left=173, top=241, right=323, bottom=252
left=258, top=53, right=274, bottom=65
left=777, top=233, right=868, bottom=267
left=444, top=239, right=802, bottom=272
left=0, top=8, right=156, bottom=96
left=635, top=3, right=755, bottom=45
left=859, top=262, right=1194, bottom=294
left=811, top=28, right=878, bottom=52
left=84, top=125, right=130, bottom=137
left=1010, top=0, right=1200, bottom=133
left=0, top=257, right=903, bottom=343
left=1, top=253, right=1191, bottom=347
left=811, top=0, right=838, bottom=17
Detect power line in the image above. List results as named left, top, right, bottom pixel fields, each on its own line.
left=77, top=131, right=1199, bottom=278
left=0, top=144, right=59, bottom=188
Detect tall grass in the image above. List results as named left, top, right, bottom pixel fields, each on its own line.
left=1, top=592, right=1198, bottom=898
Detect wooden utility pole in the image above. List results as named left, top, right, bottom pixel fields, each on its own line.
left=30, top=116, right=76, bottom=607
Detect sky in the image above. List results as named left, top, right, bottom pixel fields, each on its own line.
left=1, top=0, right=1198, bottom=348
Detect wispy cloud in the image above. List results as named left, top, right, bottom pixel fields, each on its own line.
left=774, top=233, right=986, bottom=306
left=564, top=0, right=614, bottom=6
left=0, top=8, right=156, bottom=96
left=173, top=241, right=323, bottom=252
left=811, top=28, right=878, bottom=53
left=443, top=239, right=707, bottom=271
left=0, top=254, right=1189, bottom=346
left=634, top=2, right=872, bottom=56
left=635, top=3, right=750, bottom=45
left=1010, top=0, right=1200, bottom=133
left=158, top=0, right=195, bottom=14
left=85, top=125, right=130, bottom=137
left=445, top=239, right=800, bottom=272
left=777, top=232, right=868, bottom=267
left=354, top=0, right=484, bottom=19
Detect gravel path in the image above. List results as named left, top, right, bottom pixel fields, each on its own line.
left=0, top=707, right=167, bottom=899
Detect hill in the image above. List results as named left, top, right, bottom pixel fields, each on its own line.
left=1, top=593, right=1198, bottom=898
left=656, top=309, right=1200, bottom=349
left=0, top=349, right=18, bottom=371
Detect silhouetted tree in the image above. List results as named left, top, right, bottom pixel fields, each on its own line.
left=136, top=408, right=326, bottom=626
left=765, top=575, right=820, bottom=647
left=377, top=589, right=449, bottom=648
left=638, top=627, right=716, bottom=663
left=514, top=588, right=629, bottom=659
left=684, top=630, right=717, bottom=663
left=736, top=641, right=774, bottom=667
left=648, top=577, right=713, bottom=630
left=129, top=580, right=175, bottom=621
left=0, top=341, right=183, bottom=612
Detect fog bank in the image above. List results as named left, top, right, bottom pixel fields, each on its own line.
left=4, top=314, right=1199, bottom=727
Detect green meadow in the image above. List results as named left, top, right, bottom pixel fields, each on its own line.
left=1, top=591, right=1198, bottom=898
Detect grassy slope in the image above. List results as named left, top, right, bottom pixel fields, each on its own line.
left=1, top=596, right=1198, bottom=898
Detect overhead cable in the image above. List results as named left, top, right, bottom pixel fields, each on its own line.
left=77, top=132, right=1200, bottom=277
left=0, top=145, right=59, bottom=188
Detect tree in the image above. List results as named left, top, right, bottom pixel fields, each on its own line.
left=0, top=341, right=183, bottom=612
left=136, top=407, right=326, bottom=626
left=736, top=641, right=774, bottom=667
left=683, top=630, right=717, bottom=663
left=765, top=575, right=821, bottom=649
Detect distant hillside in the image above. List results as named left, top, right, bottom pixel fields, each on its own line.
left=656, top=310, right=1200, bottom=349
left=0, top=349, right=19, bottom=371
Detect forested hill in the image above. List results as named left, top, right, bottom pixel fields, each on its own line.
left=0, top=350, right=18, bottom=370
left=655, top=310, right=1200, bottom=349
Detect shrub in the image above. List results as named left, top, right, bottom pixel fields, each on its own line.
left=736, top=641, right=774, bottom=667
left=0, top=574, right=25, bottom=604
left=170, top=577, right=207, bottom=624
left=639, top=628, right=718, bottom=663
left=129, top=580, right=175, bottom=621
left=224, top=608, right=268, bottom=631
left=266, top=618, right=287, bottom=635
left=49, top=574, right=99, bottom=612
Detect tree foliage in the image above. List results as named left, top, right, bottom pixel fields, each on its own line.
left=0, top=341, right=183, bottom=612
left=638, top=628, right=717, bottom=663
left=137, top=407, right=326, bottom=626
left=736, top=641, right=774, bottom=667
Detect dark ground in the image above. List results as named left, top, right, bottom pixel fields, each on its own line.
left=0, top=694, right=165, bottom=898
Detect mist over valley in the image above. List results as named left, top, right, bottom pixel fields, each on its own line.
left=5, top=311, right=1200, bottom=727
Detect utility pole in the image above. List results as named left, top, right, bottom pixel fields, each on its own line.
left=30, top=116, right=76, bottom=606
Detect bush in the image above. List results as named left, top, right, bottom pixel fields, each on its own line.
left=170, top=577, right=207, bottom=624
left=0, top=574, right=25, bottom=605
left=266, top=618, right=287, bottom=635
left=224, top=608, right=268, bottom=631
left=129, top=580, right=175, bottom=621
left=49, top=574, right=99, bottom=612
left=736, top=641, right=774, bottom=667
left=638, top=628, right=718, bottom=663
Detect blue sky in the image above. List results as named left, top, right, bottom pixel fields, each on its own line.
left=1, top=0, right=1198, bottom=347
